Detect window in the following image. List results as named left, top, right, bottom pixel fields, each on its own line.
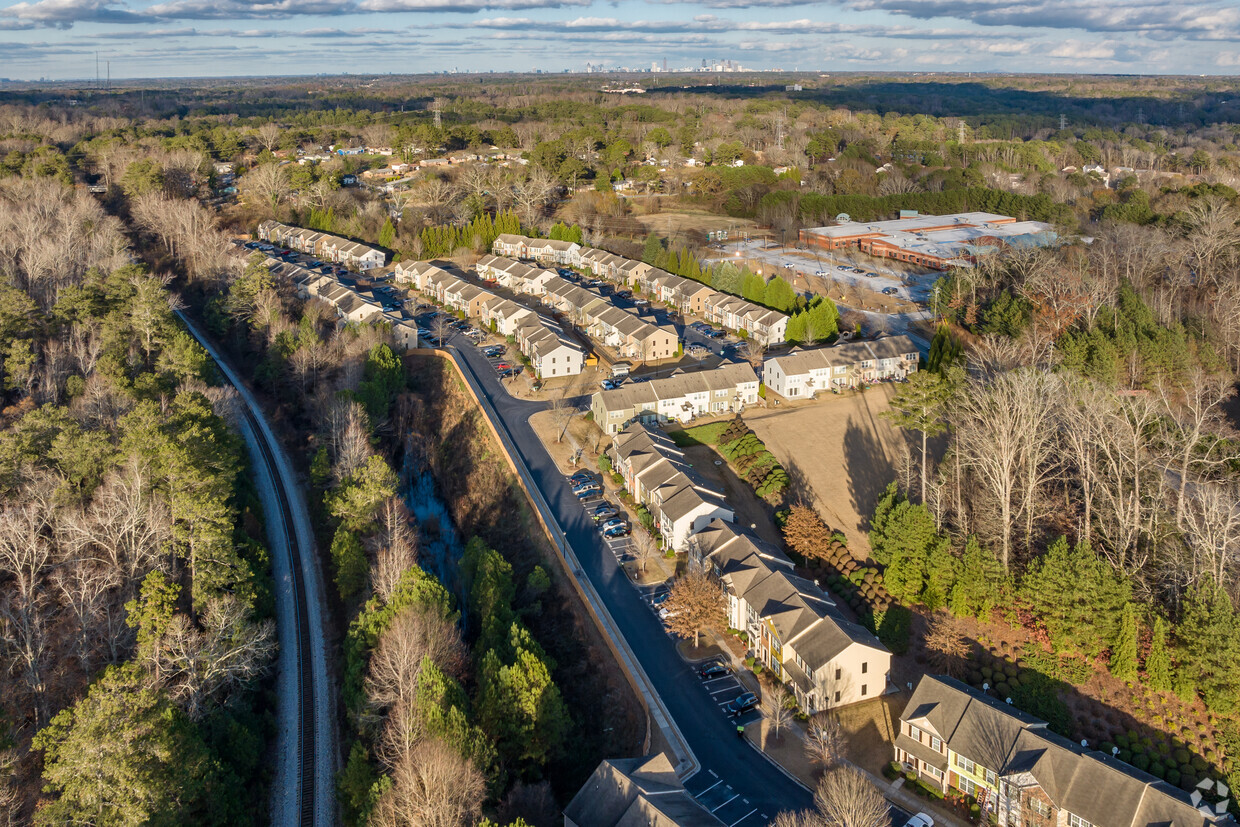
left=834, top=691, right=841, bottom=703
left=955, top=755, right=976, bottom=775
left=835, top=667, right=842, bottom=681
left=1068, top=815, right=1091, bottom=827
left=985, top=769, right=996, bottom=786
left=931, top=736, right=942, bottom=753
left=861, top=662, right=868, bottom=674
left=958, top=777, right=978, bottom=797
left=908, top=724, right=923, bottom=741
left=1029, top=799, right=1051, bottom=818
left=861, top=684, right=867, bottom=696
left=927, top=766, right=943, bottom=780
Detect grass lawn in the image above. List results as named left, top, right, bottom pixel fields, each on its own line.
left=668, top=421, right=729, bottom=447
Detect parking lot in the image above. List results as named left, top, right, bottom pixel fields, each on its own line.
left=683, top=769, right=769, bottom=826
left=571, top=477, right=634, bottom=559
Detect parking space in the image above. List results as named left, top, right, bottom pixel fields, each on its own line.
left=684, top=770, right=768, bottom=826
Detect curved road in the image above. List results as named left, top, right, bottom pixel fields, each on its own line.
left=442, top=333, right=816, bottom=821
left=176, top=311, right=336, bottom=827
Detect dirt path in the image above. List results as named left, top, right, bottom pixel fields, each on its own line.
left=745, top=385, right=906, bottom=553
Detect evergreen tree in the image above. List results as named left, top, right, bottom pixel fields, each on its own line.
left=762, top=276, right=797, bottom=313
left=1145, top=615, right=1173, bottom=692
left=641, top=233, right=664, bottom=265
left=1020, top=537, right=1131, bottom=658
left=881, top=370, right=951, bottom=500
left=331, top=526, right=368, bottom=601
left=1110, top=602, right=1139, bottom=682
left=949, top=537, right=1006, bottom=619
left=378, top=218, right=395, bottom=248
left=1175, top=578, right=1240, bottom=713
left=805, top=297, right=839, bottom=342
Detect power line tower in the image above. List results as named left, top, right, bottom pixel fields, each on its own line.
left=1136, top=106, right=1146, bottom=124
left=432, top=98, right=443, bottom=127
left=957, top=120, right=966, bottom=144
left=1059, top=113, right=1067, bottom=131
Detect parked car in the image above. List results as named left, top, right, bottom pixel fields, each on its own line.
left=592, top=504, right=618, bottom=521
left=499, top=367, right=522, bottom=379
left=483, top=345, right=505, bottom=357
left=706, top=328, right=725, bottom=339
left=599, top=518, right=626, bottom=532
left=698, top=662, right=729, bottom=679
left=882, top=287, right=898, bottom=295
left=658, top=605, right=680, bottom=620
left=601, top=378, right=621, bottom=390
left=494, top=362, right=512, bottom=370
left=687, top=343, right=709, bottom=357
left=725, top=692, right=759, bottom=716
left=905, top=815, right=934, bottom=827
left=603, top=523, right=630, bottom=539
left=574, top=483, right=601, bottom=498
left=651, top=591, right=670, bottom=607
left=814, top=269, right=828, bottom=277
left=866, top=271, right=879, bottom=278
left=568, top=471, right=594, bottom=485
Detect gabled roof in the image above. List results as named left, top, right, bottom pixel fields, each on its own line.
left=563, top=754, right=725, bottom=827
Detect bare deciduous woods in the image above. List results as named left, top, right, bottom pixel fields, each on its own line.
left=773, top=767, right=890, bottom=827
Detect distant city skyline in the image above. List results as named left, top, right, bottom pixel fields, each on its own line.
left=3, top=0, right=1240, bottom=80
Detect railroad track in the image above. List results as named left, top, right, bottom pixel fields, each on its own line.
left=175, top=310, right=327, bottom=827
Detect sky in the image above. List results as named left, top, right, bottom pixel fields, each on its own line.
left=2, top=0, right=1240, bottom=80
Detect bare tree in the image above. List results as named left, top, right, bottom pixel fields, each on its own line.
left=765, top=682, right=795, bottom=740
left=240, top=163, right=292, bottom=214
left=1179, top=480, right=1240, bottom=590
left=813, top=767, right=891, bottom=827
left=549, top=391, right=579, bottom=443
left=369, top=738, right=485, bottom=827
left=365, top=605, right=466, bottom=718
left=924, top=614, right=970, bottom=679
left=511, top=169, right=556, bottom=226
left=663, top=570, right=725, bottom=647
left=805, top=715, right=846, bottom=771
left=1156, top=370, right=1238, bottom=530
left=255, top=122, right=283, bottom=153
left=371, top=498, right=419, bottom=603
left=632, top=529, right=660, bottom=575
left=320, top=397, right=372, bottom=485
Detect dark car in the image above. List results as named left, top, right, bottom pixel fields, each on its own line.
left=568, top=471, right=594, bottom=485
left=651, top=591, right=670, bottom=607
left=499, top=367, right=522, bottom=379
left=483, top=346, right=505, bottom=357
left=602, top=523, right=630, bottom=539
left=725, top=692, right=759, bottom=716
left=592, top=504, right=618, bottom=521
left=698, top=663, right=729, bottom=679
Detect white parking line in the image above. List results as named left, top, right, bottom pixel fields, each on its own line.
left=729, top=811, right=757, bottom=827
left=710, top=685, right=740, bottom=696
left=702, top=674, right=733, bottom=685
left=711, top=793, right=740, bottom=813
left=698, top=778, right=723, bottom=796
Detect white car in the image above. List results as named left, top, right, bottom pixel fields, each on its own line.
left=906, top=813, right=934, bottom=827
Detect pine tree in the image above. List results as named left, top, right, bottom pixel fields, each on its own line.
left=1145, top=615, right=1173, bottom=692
left=1175, top=578, right=1240, bottom=713
left=949, top=537, right=1006, bottom=619
left=641, top=233, right=664, bottom=264
left=378, top=218, right=395, bottom=248
left=1110, top=603, right=1139, bottom=682
left=1020, top=537, right=1131, bottom=658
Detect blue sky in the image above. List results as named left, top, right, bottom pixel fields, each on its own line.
left=2, top=0, right=1240, bottom=80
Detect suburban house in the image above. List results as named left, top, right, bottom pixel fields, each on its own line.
left=583, top=304, right=678, bottom=363
left=692, top=518, right=891, bottom=712
left=762, top=335, right=920, bottom=398
left=388, top=318, right=420, bottom=351
left=591, top=363, right=761, bottom=434
left=611, top=424, right=734, bottom=550
left=514, top=318, right=585, bottom=378
left=564, top=754, right=726, bottom=827
left=333, top=292, right=384, bottom=325
left=525, top=238, right=581, bottom=266
left=896, top=676, right=1233, bottom=827
left=444, top=282, right=496, bottom=318
left=394, top=259, right=453, bottom=291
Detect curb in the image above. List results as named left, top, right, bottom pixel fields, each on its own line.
left=432, top=346, right=700, bottom=780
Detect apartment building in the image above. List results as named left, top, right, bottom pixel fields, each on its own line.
left=564, top=754, right=726, bottom=827
left=701, top=294, right=789, bottom=347
left=762, top=335, right=920, bottom=398
left=611, top=424, right=734, bottom=550
left=394, top=259, right=452, bottom=291
left=692, top=518, right=891, bottom=712
left=483, top=297, right=537, bottom=336
left=897, top=676, right=1233, bottom=827
left=591, top=363, right=760, bottom=435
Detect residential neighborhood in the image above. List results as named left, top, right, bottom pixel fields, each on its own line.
left=592, top=362, right=761, bottom=434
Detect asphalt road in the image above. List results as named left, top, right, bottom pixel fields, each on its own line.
left=440, top=330, right=815, bottom=822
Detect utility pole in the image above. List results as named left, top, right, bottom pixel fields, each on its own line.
left=932, top=282, right=940, bottom=322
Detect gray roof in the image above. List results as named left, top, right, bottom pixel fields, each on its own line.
left=563, top=754, right=725, bottom=827
left=902, top=677, right=1231, bottom=827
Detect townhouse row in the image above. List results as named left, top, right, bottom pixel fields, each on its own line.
left=692, top=517, right=891, bottom=713
left=898, top=675, right=1233, bottom=827
left=490, top=235, right=790, bottom=347
left=591, top=362, right=761, bottom=434
left=394, top=259, right=585, bottom=379
left=252, top=252, right=420, bottom=350
left=762, top=335, right=920, bottom=397
left=257, top=220, right=387, bottom=272
left=475, top=255, right=680, bottom=364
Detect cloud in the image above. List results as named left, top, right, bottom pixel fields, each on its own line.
left=1, top=0, right=143, bottom=28
left=358, top=0, right=589, bottom=10
left=140, top=0, right=354, bottom=20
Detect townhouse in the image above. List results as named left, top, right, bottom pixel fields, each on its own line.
left=483, top=297, right=537, bottom=336
left=762, top=335, right=920, bottom=398
left=591, top=363, right=761, bottom=435
left=564, top=754, right=726, bottom=827
left=611, top=424, right=734, bottom=550
left=257, top=221, right=387, bottom=271
left=492, top=233, right=531, bottom=260
left=394, top=259, right=452, bottom=291
left=583, top=304, right=678, bottom=363
left=692, top=518, right=891, bottom=712
left=896, top=676, right=1233, bottom=827
left=513, top=318, right=585, bottom=379
left=701, top=293, right=789, bottom=348
left=524, top=237, right=581, bottom=266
